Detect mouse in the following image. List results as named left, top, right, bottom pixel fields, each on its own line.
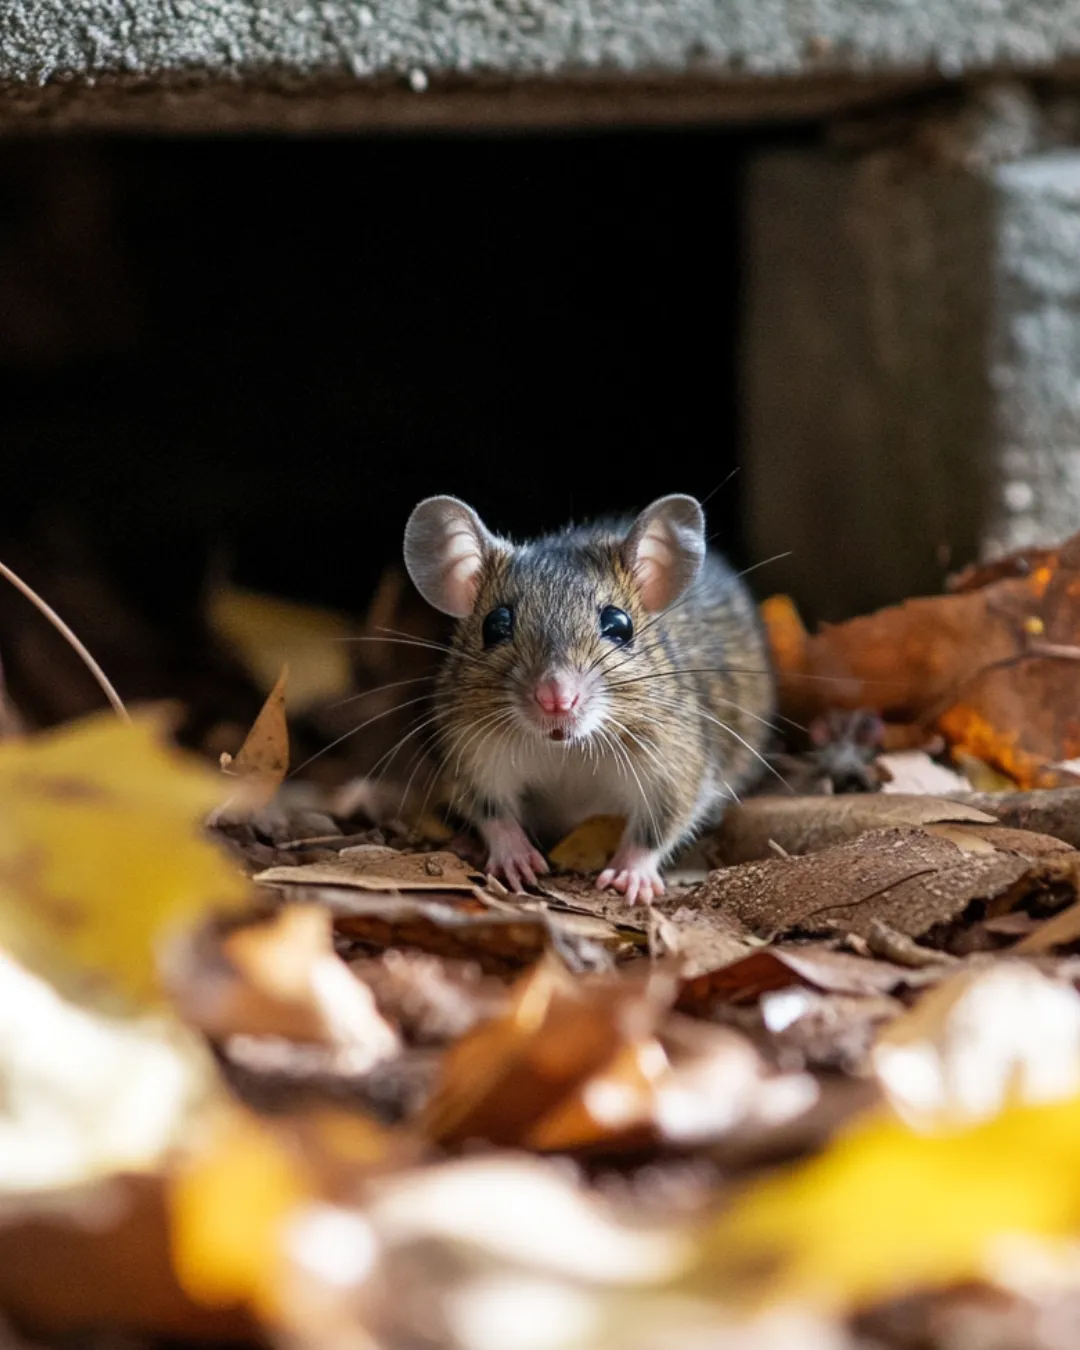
left=402, top=494, right=775, bottom=905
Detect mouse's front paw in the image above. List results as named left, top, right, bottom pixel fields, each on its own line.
left=596, top=844, right=665, bottom=907
left=482, top=817, right=549, bottom=893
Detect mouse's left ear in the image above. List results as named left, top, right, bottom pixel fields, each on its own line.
left=620, top=494, right=705, bottom=612
left=404, top=496, right=503, bottom=617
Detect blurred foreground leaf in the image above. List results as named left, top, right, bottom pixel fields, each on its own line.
left=0, top=710, right=249, bottom=1004
left=705, top=1093, right=1080, bottom=1314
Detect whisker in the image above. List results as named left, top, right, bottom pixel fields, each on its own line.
left=328, top=674, right=436, bottom=711
left=290, top=692, right=434, bottom=776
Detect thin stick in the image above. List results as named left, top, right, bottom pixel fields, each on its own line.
left=0, top=557, right=130, bottom=722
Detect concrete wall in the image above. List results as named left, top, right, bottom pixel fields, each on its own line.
left=5, top=1, right=1080, bottom=131
left=743, top=89, right=1080, bottom=617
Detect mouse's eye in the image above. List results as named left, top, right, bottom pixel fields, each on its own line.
left=482, top=606, right=514, bottom=648
left=599, top=605, right=633, bottom=644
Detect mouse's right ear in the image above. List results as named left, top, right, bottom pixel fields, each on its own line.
left=403, top=496, right=501, bottom=617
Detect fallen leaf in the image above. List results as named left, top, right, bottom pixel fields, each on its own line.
left=762, top=532, right=1080, bottom=789
left=215, top=665, right=290, bottom=818
left=702, top=1093, right=1080, bottom=1315
left=347, top=949, right=508, bottom=1045
left=166, top=905, right=401, bottom=1064
left=421, top=959, right=814, bottom=1153
left=712, top=794, right=996, bottom=865
left=0, top=1174, right=258, bottom=1339
left=945, top=787, right=1080, bottom=850
left=877, top=752, right=970, bottom=796
left=693, top=826, right=1078, bottom=942
left=872, top=963, right=1080, bottom=1129
left=171, top=1106, right=313, bottom=1317
left=0, top=710, right=249, bottom=1005
left=1015, top=900, right=1080, bottom=954
left=678, top=944, right=918, bottom=1015
left=256, top=845, right=483, bottom=893
left=548, top=815, right=625, bottom=872
left=0, top=951, right=217, bottom=1192
left=320, top=887, right=637, bottom=974
left=207, top=584, right=353, bottom=712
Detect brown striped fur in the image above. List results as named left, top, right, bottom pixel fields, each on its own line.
left=404, top=499, right=775, bottom=869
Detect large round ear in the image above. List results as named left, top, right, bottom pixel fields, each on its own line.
left=619, top=494, right=705, bottom=612
left=403, top=496, right=501, bottom=617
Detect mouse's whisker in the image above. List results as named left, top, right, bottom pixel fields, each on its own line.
left=604, top=720, right=661, bottom=846
left=627, top=685, right=796, bottom=738
left=290, top=692, right=435, bottom=776
left=327, top=673, right=436, bottom=710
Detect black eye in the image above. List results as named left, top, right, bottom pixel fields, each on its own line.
left=599, top=605, right=633, bottom=644
left=482, top=606, right=514, bottom=648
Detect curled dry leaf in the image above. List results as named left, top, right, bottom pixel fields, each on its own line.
left=678, top=943, right=920, bottom=1016
left=421, top=958, right=815, bottom=1153
left=712, top=794, right=996, bottom=866
left=165, top=904, right=401, bottom=1066
left=762, top=531, right=1080, bottom=788
left=0, top=709, right=249, bottom=1005
left=214, top=665, right=290, bottom=820
left=694, top=826, right=1079, bottom=942
left=871, top=962, right=1080, bottom=1129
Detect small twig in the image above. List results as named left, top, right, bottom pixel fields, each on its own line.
left=0, top=557, right=129, bottom=722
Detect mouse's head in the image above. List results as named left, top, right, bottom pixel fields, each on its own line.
left=403, top=495, right=705, bottom=746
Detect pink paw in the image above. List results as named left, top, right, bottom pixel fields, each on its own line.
left=596, top=845, right=665, bottom=907
left=481, top=817, right=550, bottom=893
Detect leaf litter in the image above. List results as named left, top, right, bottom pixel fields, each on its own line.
left=9, top=537, right=1080, bottom=1350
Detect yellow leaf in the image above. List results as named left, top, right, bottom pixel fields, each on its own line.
left=217, top=665, right=290, bottom=817
left=549, top=815, right=625, bottom=871
left=170, top=1107, right=310, bottom=1315
left=0, top=710, right=249, bottom=1006
left=703, top=1094, right=1080, bottom=1313
left=208, top=585, right=353, bottom=712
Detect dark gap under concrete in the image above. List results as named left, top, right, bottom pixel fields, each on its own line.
left=0, top=124, right=818, bottom=631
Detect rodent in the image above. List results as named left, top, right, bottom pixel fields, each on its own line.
left=402, top=494, right=775, bottom=905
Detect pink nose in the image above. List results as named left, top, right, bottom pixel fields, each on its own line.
left=534, top=677, right=580, bottom=716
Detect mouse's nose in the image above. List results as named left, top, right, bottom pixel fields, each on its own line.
left=533, top=676, right=580, bottom=717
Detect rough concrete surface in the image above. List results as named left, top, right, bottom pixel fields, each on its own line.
left=6, top=1, right=1080, bottom=89
left=743, top=115, right=1080, bottom=620
left=987, top=151, right=1080, bottom=557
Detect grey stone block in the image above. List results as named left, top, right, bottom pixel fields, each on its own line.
left=742, top=130, right=1080, bottom=620
left=5, top=2, right=1080, bottom=130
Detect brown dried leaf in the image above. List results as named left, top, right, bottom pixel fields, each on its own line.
left=713, top=794, right=997, bottom=865
left=216, top=665, right=289, bottom=818
left=166, top=905, right=401, bottom=1063
left=318, top=888, right=635, bottom=973
left=256, top=845, right=483, bottom=893
left=694, top=826, right=1079, bottom=941
left=548, top=815, right=625, bottom=871
left=763, top=532, right=1080, bottom=788
left=1014, top=899, right=1080, bottom=954
left=421, top=959, right=814, bottom=1153
left=0, top=1175, right=258, bottom=1340
left=678, top=943, right=918, bottom=1016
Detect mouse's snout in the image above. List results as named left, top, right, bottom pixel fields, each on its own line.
left=533, top=675, right=580, bottom=717
left=522, top=666, right=601, bottom=742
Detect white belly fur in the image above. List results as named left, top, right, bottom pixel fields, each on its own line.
left=473, top=737, right=649, bottom=843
